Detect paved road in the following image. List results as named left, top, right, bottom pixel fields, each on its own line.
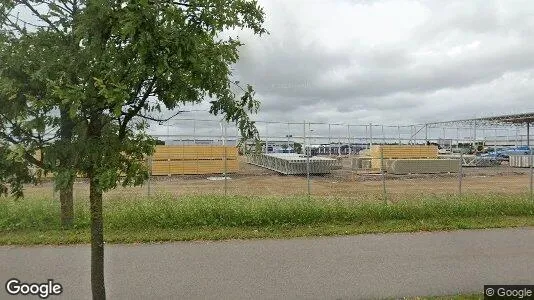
left=1, top=228, right=533, bottom=299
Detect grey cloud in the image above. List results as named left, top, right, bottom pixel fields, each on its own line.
left=237, top=40, right=350, bottom=96
left=232, top=0, right=534, bottom=128
left=247, top=33, right=534, bottom=101
left=359, top=47, right=413, bottom=69
left=151, top=0, right=534, bottom=137
left=415, top=0, right=502, bottom=36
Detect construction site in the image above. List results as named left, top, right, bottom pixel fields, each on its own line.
left=23, top=112, right=534, bottom=200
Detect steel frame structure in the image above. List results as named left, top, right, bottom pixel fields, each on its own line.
left=150, top=112, right=534, bottom=153
left=422, top=112, right=534, bottom=146
left=247, top=153, right=341, bottom=175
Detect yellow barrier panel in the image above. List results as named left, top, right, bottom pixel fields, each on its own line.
left=370, top=145, right=438, bottom=159
left=370, top=145, right=438, bottom=169
left=33, top=146, right=239, bottom=177
left=152, top=145, right=238, bottom=161
left=150, top=145, right=238, bottom=175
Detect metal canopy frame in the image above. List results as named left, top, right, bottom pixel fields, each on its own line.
left=423, top=112, right=534, bottom=127
left=156, top=112, right=534, bottom=149
left=423, top=112, right=534, bottom=146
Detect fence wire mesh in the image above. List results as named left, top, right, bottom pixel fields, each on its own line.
left=33, top=118, right=534, bottom=202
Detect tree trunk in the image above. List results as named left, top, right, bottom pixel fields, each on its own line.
left=90, top=175, right=106, bottom=300
left=59, top=108, right=76, bottom=228
left=59, top=181, right=74, bottom=228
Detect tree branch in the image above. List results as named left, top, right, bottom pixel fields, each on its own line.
left=118, top=77, right=156, bottom=139
left=17, top=0, right=62, bottom=33
left=0, top=12, right=25, bottom=33
left=56, top=0, right=74, bottom=15
left=147, top=0, right=218, bottom=8
left=0, top=131, right=44, bottom=168
left=137, top=110, right=189, bottom=123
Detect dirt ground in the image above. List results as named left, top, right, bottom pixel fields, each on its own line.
left=21, top=156, right=534, bottom=201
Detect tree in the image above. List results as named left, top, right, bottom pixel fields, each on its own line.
left=0, top=142, right=35, bottom=197
left=0, top=19, right=77, bottom=227
left=0, top=1, right=266, bottom=299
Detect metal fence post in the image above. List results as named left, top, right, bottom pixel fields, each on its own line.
left=328, top=124, right=331, bottom=155
left=147, top=156, right=152, bottom=198
left=473, top=120, right=477, bottom=153
left=347, top=125, right=351, bottom=156
left=381, top=147, right=386, bottom=203
left=382, top=125, right=385, bottom=144
left=304, top=121, right=310, bottom=198
left=364, top=125, right=368, bottom=150
left=338, top=129, right=341, bottom=157
left=265, top=123, right=269, bottom=154
left=456, top=127, right=461, bottom=154
left=307, top=122, right=311, bottom=198
left=369, top=122, right=373, bottom=148
left=530, top=147, right=533, bottom=201
left=458, top=152, right=463, bottom=197
left=287, top=122, right=290, bottom=152
left=223, top=121, right=228, bottom=196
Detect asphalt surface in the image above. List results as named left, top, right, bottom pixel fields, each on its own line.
left=1, top=228, right=533, bottom=299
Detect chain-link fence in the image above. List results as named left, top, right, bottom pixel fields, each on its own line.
left=136, top=119, right=534, bottom=202
left=31, top=118, right=534, bottom=202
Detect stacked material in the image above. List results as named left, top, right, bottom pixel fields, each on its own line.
left=370, top=145, right=438, bottom=159
left=509, top=155, right=534, bottom=168
left=386, top=159, right=460, bottom=175
left=440, top=154, right=500, bottom=167
left=32, top=146, right=238, bottom=177
left=247, top=153, right=341, bottom=175
left=370, top=145, right=438, bottom=169
left=151, top=145, right=238, bottom=175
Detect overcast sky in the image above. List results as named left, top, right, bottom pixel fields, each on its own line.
left=15, top=0, right=534, bottom=140
left=234, top=0, right=534, bottom=123
left=151, top=0, right=534, bottom=140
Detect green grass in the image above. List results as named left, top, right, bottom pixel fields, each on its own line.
left=1, top=194, right=534, bottom=245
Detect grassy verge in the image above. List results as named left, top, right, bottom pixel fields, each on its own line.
left=1, top=194, right=534, bottom=245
